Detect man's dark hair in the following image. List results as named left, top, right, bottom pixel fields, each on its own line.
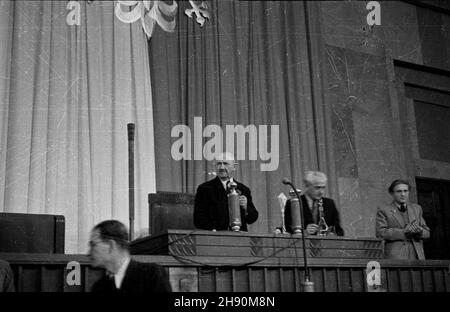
left=93, top=220, right=129, bottom=250
left=388, top=179, right=411, bottom=193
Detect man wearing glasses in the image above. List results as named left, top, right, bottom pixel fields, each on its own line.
left=88, top=220, right=171, bottom=292
left=193, top=152, right=259, bottom=231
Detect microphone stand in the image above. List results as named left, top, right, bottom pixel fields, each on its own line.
left=285, top=180, right=315, bottom=292
left=127, top=123, right=135, bottom=241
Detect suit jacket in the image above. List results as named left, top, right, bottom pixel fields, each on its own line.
left=194, top=176, right=259, bottom=231
left=0, top=260, right=15, bottom=292
left=284, top=195, right=344, bottom=236
left=91, top=260, right=172, bottom=292
left=376, top=202, right=430, bottom=260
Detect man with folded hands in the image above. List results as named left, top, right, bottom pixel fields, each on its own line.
left=376, top=179, right=430, bottom=260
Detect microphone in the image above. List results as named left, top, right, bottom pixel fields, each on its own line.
left=282, top=178, right=301, bottom=193
left=283, top=178, right=302, bottom=235
left=281, top=177, right=314, bottom=291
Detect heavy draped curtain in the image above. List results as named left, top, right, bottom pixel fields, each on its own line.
left=0, top=1, right=156, bottom=253
left=149, top=1, right=338, bottom=233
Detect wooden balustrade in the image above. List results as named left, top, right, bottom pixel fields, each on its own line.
left=1, top=252, right=449, bottom=292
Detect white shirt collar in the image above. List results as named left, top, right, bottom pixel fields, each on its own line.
left=221, top=177, right=234, bottom=190
left=394, top=202, right=407, bottom=211
left=114, top=256, right=131, bottom=289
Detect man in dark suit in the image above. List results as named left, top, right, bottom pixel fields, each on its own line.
left=89, top=220, right=171, bottom=292
left=0, top=259, right=14, bottom=292
left=376, top=179, right=430, bottom=260
left=284, top=171, right=344, bottom=236
left=194, top=152, right=258, bottom=231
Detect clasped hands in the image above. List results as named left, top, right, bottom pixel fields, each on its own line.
left=304, top=223, right=335, bottom=235
left=405, top=220, right=423, bottom=237
left=305, top=223, right=319, bottom=235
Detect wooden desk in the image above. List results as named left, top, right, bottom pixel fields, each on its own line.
left=130, top=230, right=384, bottom=260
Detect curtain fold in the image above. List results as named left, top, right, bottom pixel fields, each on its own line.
left=149, top=1, right=337, bottom=233
left=0, top=1, right=156, bottom=253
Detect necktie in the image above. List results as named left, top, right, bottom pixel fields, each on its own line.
left=399, top=203, right=407, bottom=212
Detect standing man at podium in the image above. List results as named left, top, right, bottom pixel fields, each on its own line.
left=376, top=179, right=430, bottom=260
left=194, top=152, right=259, bottom=231
left=284, top=171, right=344, bottom=236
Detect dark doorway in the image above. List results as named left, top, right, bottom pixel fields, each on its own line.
left=416, top=177, right=450, bottom=260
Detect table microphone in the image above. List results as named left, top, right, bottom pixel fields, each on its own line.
left=281, top=177, right=314, bottom=292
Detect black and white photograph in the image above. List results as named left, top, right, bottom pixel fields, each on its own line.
left=0, top=0, right=449, bottom=303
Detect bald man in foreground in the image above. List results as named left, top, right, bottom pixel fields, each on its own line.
left=194, top=153, right=259, bottom=231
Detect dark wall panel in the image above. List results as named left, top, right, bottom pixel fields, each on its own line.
left=417, top=7, right=449, bottom=70
left=414, top=100, right=450, bottom=162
